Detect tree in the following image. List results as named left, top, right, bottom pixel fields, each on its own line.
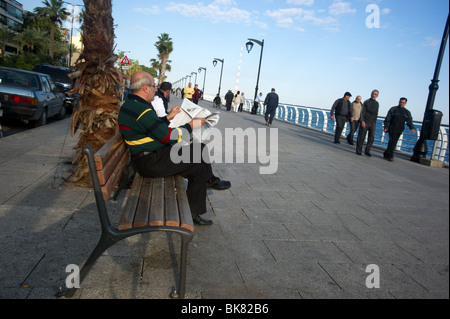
left=34, top=0, right=69, bottom=58
left=155, top=33, right=173, bottom=84
left=0, top=26, right=15, bottom=58
left=68, top=0, right=122, bottom=185
left=14, top=27, right=47, bottom=54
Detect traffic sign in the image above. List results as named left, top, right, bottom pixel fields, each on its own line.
left=121, top=56, right=131, bottom=65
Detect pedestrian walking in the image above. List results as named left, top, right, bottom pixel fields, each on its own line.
left=252, top=92, right=264, bottom=114
left=264, top=88, right=279, bottom=126
left=184, top=82, right=194, bottom=102
left=238, top=92, right=245, bottom=112
left=356, top=90, right=380, bottom=156
left=232, top=91, right=242, bottom=112
left=346, top=95, right=363, bottom=145
left=225, top=90, right=234, bottom=111
left=330, top=92, right=353, bottom=144
left=192, top=84, right=201, bottom=104
left=383, top=97, right=416, bottom=161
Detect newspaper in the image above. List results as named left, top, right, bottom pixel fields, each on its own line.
left=169, top=98, right=220, bottom=143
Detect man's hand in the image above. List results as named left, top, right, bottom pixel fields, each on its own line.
left=167, top=106, right=181, bottom=121
left=189, top=118, right=206, bottom=129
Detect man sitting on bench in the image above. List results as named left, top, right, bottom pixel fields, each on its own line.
left=118, top=72, right=231, bottom=226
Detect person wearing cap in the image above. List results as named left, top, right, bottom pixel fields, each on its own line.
left=330, top=92, right=354, bottom=144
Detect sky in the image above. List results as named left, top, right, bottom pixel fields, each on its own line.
left=21, top=0, right=449, bottom=124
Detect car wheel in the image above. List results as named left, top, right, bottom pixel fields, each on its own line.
left=35, top=109, right=47, bottom=127
left=55, top=104, right=66, bottom=120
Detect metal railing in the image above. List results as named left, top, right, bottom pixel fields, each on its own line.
left=203, top=94, right=449, bottom=164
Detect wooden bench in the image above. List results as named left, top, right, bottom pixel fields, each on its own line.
left=58, top=133, right=194, bottom=299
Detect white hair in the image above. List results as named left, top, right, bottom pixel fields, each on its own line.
left=129, top=75, right=153, bottom=92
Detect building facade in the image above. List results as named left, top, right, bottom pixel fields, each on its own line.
left=0, top=0, right=23, bottom=56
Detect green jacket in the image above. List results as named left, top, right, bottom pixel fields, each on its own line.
left=118, top=94, right=192, bottom=155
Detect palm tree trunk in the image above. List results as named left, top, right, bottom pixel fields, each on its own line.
left=49, top=22, right=55, bottom=58
left=68, top=0, right=122, bottom=185
left=159, top=56, right=167, bottom=84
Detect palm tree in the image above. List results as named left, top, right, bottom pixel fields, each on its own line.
left=14, top=27, right=47, bottom=54
left=155, top=33, right=173, bottom=84
left=0, top=26, right=15, bottom=58
left=68, top=0, right=122, bottom=185
left=34, top=0, right=69, bottom=58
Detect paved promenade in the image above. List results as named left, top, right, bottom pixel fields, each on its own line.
left=0, top=95, right=448, bottom=300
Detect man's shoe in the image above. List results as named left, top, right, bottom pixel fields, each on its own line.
left=334, top=141, right=341, bottom=144
left=356, top=151, right=362, bottom=155
left=365, top=152, right=372, bottom=157
left=207, top=177, right=231, bottom=190
left=193, top=216, right=213, bottom=226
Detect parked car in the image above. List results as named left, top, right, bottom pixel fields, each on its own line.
left=32, top=64, right=78, bottom=112
left=0, top=67, right=66, bottom=127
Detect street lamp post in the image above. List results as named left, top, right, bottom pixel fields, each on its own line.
left=191, top=72, right=197, bottom=86
left=63, top=2, right=83, bottom=67
left=246, top=38, right=264, bottom=115
left=199, top=67, right=207, bottom=100
left=213, top=58, right=224, bottom=96
left=411, top=15, right=449, bottom=163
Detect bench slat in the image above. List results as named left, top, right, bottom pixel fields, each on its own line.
left=133, top=178, right=153, bottom=228
left=164, top=176, right=180, bottom=227
left=99, top=150, right=129, bottom=200
left=97, top=142, right=127, bottom=185
left=149, top=178, right=164, bottom=227
left=118, top=175, right=144, bottom=230
left=175, top=176, right=194, bottom=232
left=94, top=134, right=124, bottom=170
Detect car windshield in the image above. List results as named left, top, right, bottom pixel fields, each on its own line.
left=0, top=70, right=40, bottom=90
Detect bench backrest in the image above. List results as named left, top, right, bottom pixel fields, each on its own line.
left=93, top=134, right=129, bottom=200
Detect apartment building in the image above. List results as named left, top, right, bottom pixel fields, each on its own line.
left=0, top=0, right=23, bottom=56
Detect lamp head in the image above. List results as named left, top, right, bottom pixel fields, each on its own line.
left=246, top=41, right=254, bottom=53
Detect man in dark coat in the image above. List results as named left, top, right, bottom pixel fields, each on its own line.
left=330, top=92, right=353, bottom=144
left=225, top=90, right=234, bottom=111
left=264, top=88, right=279, bottom=126
left=383, top=97, right=416, bottom=161
left=356, top=90, right=380, bottom=156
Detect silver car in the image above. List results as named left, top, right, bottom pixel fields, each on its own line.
left=0, top=67, right=66, bottom=127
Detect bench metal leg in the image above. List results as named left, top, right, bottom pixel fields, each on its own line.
left=57, top=232, right=119, bottom=298
left=171, top=233, right=192, bottom=299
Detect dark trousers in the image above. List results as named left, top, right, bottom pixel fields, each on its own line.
left=347, top=120, right=360, bottom=144
left=133, top=144, right=213, bottom=217
left=334, top=116, right=347, bottom=143
left=356, top=121, right=376, bottom=154
left=251, top=102, right=259, bottom=114
left=384, top=132, right=402, bottom=159
left=226, top=102, right=232, bottom=111
left=265, top=106, right=277, bottom=124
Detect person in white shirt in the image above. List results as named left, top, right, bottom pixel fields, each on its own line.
left=152, top=82, right=172, bottom=118
left=252, top=92, right=264, bottom=114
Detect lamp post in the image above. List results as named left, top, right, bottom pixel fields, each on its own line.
left=213, top=58, right=224, bottom=96
left=199, top=67, right=207, bottom=100
left=63, top=2, right=83, bottom=67
left=191, top=72, right=197, bottom=86
left=246, top=38, right=264, bottom=115
left=411, top=15, right=449, bottom=163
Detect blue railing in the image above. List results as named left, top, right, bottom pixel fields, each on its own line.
left=245, top=100, right=449, bottom=164
left=201, top=94, right=449, bottom=164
